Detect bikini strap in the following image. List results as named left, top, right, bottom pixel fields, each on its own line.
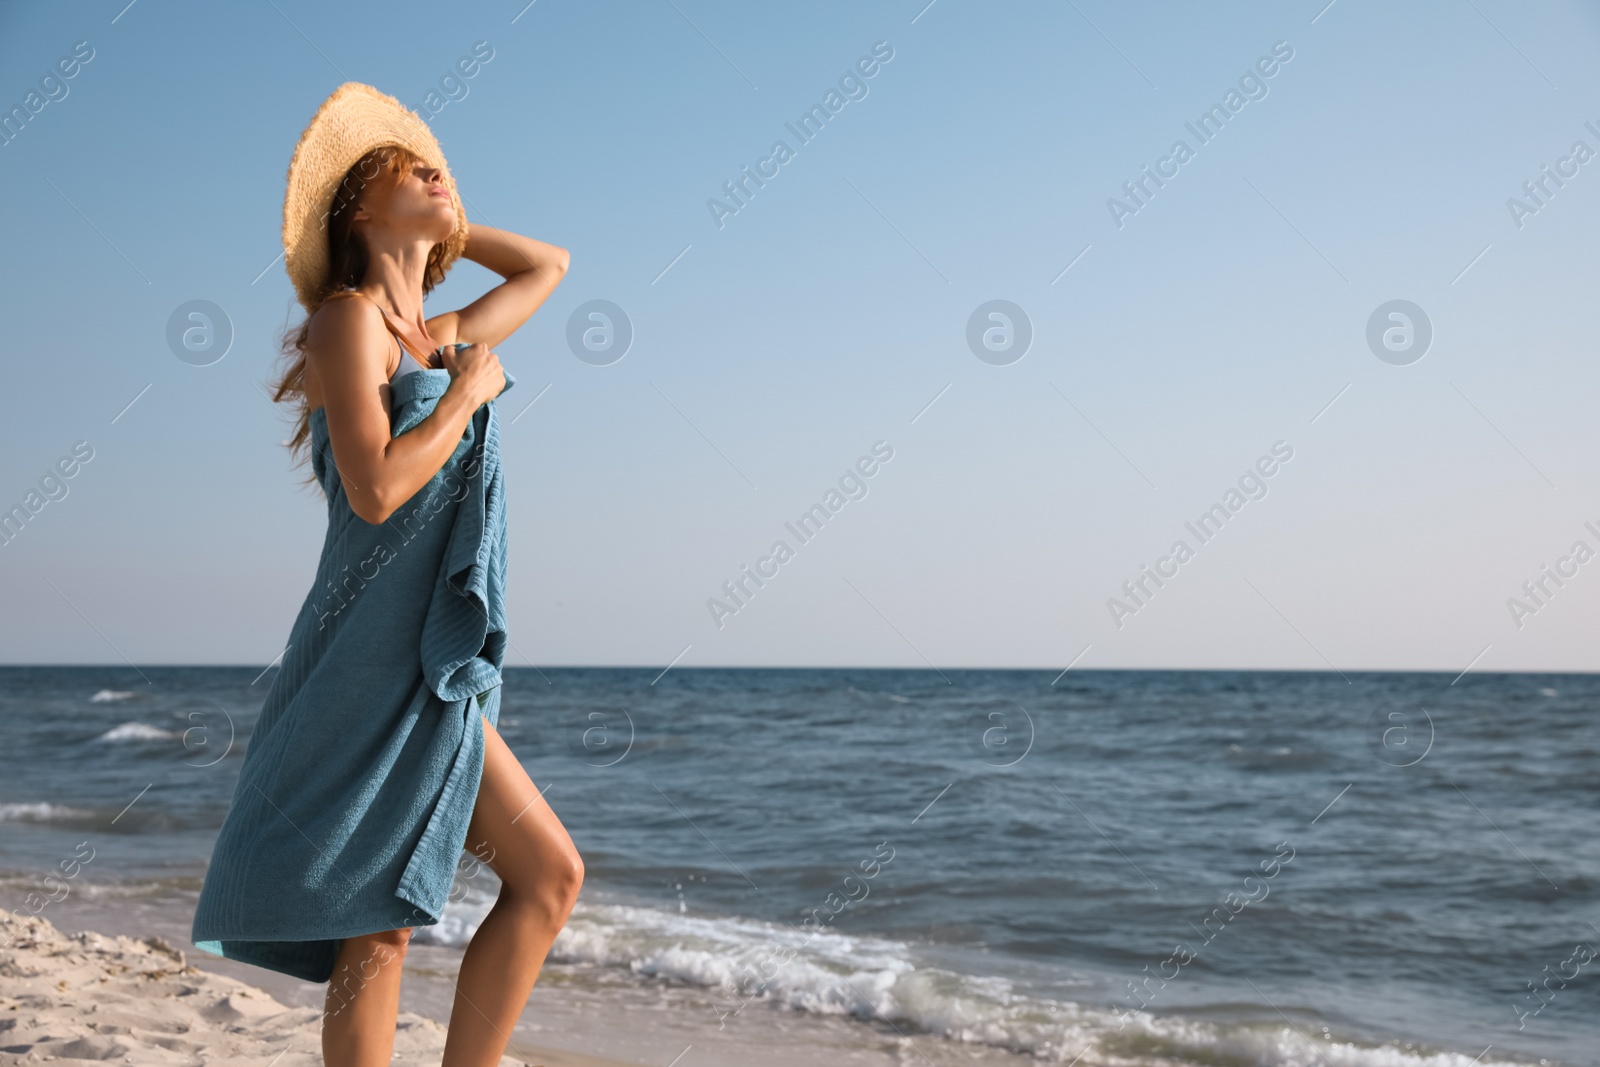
left=325, top=288, right=433, bottom=366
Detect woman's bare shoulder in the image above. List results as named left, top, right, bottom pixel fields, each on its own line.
left=305, top=293, right=390, bottom=367
left=302, top=296, right=396, bottom=419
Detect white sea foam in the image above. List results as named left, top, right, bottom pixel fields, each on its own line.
left=0, top=802, right=95, bottom=823
left=417, top=891, right=1525, bottom=1067
left=88, top=689, right=135, bottom=703
left=95, top=722, right=178, bottom=742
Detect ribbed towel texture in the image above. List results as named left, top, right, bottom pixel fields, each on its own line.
left=191, top=365, right=514, bottom=982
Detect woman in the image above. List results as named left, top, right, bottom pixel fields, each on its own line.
left=190, top=83, right=580, bottom=1067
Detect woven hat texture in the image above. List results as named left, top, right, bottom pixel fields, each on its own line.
left=282, top=82, right=468, bottom=310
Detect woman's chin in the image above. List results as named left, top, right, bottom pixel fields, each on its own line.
left=404, top=220, right=455, bottom=247
left=428, top=212, right=458, bottom=243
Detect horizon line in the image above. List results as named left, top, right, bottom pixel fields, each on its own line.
left=2, top=662, right=1596, bottom=677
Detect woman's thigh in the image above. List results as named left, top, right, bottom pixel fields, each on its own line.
left=463, top=713, right=581, bottom=899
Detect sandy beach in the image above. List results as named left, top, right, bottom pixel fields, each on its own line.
left=0, top=907, right=636, bottom=1067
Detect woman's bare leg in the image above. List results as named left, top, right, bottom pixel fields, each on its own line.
left=321, top=926, right=413, bottom=1067
left=441, top=714, right=584, bottom=1067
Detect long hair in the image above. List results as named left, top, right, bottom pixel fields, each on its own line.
left=267, top=143, right=451, bottom=486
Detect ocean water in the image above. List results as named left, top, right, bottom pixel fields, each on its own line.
left=0, top=665, right=1594, bottom=1066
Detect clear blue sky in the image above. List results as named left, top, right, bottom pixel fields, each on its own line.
left=3, top=0, right=1598, bottom=673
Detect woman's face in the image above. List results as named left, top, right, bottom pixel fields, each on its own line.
left=354, top=156, right=457, bottom=245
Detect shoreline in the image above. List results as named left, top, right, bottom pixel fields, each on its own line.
left=0, top=906, right=640, bottom=1067
left=0, top=897, right=1049, bottom=1067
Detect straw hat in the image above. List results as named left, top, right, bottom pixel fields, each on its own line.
left=282, top=82, right=469, bottom=310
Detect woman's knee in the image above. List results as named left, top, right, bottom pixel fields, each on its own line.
left=360, top=925, right=415, bottom=950
left=503, top=848, right=583, bottom=925
left=338, top=927, right=414, bottom=970
left=558, top=850, right=585, bottom=910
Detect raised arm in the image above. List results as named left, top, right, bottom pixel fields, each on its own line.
left=307, top=296, right=504, bottom=525
left=427, top=223, right=570, bottom=349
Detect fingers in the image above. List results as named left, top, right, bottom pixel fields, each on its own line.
left=440, top=343, right=497, bottom=375
left=451, top=343, right=498, bottom=370
left=436, top=343, right=504, bottom=405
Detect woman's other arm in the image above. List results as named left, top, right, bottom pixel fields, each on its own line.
left=427, top=223, right=570, bottom=349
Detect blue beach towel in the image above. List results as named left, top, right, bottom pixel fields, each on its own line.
left=191, top=360, right=514, bottom=983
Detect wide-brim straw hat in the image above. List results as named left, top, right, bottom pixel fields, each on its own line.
left=282, top=82, right=469, bottom=310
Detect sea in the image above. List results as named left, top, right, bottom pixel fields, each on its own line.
left=0, top=665, right=1594, bottom=1066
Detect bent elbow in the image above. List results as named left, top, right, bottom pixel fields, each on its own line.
left=349, top=488, right=394, bottom=526
left=554, top=247, right=571, bottom=274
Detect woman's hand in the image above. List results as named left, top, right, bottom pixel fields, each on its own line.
left=441, top=342, right=506, bottom=408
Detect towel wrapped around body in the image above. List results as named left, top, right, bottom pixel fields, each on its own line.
left=191, top=363, right=514, bottom=983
